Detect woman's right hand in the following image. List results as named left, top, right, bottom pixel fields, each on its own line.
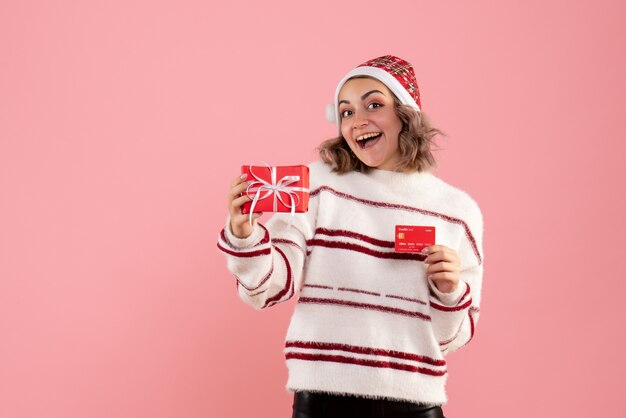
left=228, top=173, right=263, bottom=239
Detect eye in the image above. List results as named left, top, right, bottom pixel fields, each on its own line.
left=340, top=109, right=353, bottom=118
left=368, top=102, right=382, bottom=109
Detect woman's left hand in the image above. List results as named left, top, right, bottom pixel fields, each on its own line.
left=423, top=245, right=461, bottom=294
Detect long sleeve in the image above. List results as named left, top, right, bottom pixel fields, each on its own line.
left=427, top=202, right=484, bottom=355
left=215, top=161, right=487, bottom=405
left=216, top=191, right=319, bottom=310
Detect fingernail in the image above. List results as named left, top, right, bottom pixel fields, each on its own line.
left=421, top=248, right=429, bottom=254
left=240, top=173, right=247, bottom=179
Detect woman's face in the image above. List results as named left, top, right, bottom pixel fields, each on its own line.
left=338, top=77, right=403, bottom=171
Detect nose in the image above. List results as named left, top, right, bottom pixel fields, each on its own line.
left=352, top=110, right=368, bottom=129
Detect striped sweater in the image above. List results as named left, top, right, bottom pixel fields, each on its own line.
left=217, top=160, right=484, bottom=406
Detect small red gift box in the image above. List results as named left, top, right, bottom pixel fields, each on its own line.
left=241, top=164, right=310, bottom=214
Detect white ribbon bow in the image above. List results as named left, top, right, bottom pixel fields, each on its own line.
left=245, top=163, right=309, bottom=226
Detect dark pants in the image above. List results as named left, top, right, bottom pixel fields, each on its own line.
left=292, top=391, right=446, bottom=418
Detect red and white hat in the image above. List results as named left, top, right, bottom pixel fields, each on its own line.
left=327, top=55, right=422, bottom=127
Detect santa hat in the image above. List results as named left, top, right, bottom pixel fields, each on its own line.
left=326, top=55, right=422, bottom=129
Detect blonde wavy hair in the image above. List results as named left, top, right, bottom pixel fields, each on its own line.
left=318, top=88, right=445, bottom=174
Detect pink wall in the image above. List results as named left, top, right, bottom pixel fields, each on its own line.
left=1, top=1, right=625, bottom=417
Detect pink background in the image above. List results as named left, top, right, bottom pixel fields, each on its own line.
left=1, top=1, right=625, bottom=417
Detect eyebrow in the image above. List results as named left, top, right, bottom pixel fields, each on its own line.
left=338, top=89, right=386, bottom=106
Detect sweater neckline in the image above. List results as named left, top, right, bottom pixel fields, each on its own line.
left=366, top=167, right=434, bottom=181
left=348, top=167, right=437, bottom=197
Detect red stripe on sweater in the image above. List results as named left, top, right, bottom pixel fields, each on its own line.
left=438, top=317, right=466, bottom=346
left=219, top=224, right=270, bottom=249
left=303, top=284, right=334, bottom=290
left=298, top=297, right=431, bottom=321
left=273, top=238, right=304, bottom=251
left=285, top=340, right=446, bottom=367
left=273, top=238, right=307, bottom=259
left=235, top=263, right=274, bottom=292
left=338, top=287, right=381, bottom=296
left=285, top=352, right=446, bottom=376
left=385, top=294, right=428, bottom=306
left=216, top=242, right=271, bottom=258
left=430, top=297, right=473, bottom=312
left=263, top=245, right=293, bottom=308
left=460, top=282, right=471, bottom=302
left=310, top=186, right=482, bottom=265
left=315, top=228, right=395, bottom=248
left=249, top=288, right=268, bottom=297
left=307, top=239, right=426, bottom=261
left=258, top=224, right=270, bottom=244
left=439, top=303, right=481, bottom=348
left=303, top=285, right=429, bottom=307
left=430, top=282, right=472, bottom=312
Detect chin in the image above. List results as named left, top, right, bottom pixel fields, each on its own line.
left=359, top=157, right=383, bottom=168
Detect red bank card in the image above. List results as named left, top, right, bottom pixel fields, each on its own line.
left=394, top=225, right=436, bottom=252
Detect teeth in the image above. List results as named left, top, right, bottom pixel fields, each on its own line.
left=356, top=132, right=381, bottom=141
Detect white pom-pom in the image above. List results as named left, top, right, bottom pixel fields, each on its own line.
left=325, top=103, right=337, bottom=123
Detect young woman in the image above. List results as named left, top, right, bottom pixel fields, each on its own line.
left=218, top=55, right=484, bottom=418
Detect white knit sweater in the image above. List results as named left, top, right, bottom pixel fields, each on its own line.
left=217, top=160, right=484, bottom=406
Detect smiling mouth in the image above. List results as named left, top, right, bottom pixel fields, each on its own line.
left=356, top=132, right=382, bottom=149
